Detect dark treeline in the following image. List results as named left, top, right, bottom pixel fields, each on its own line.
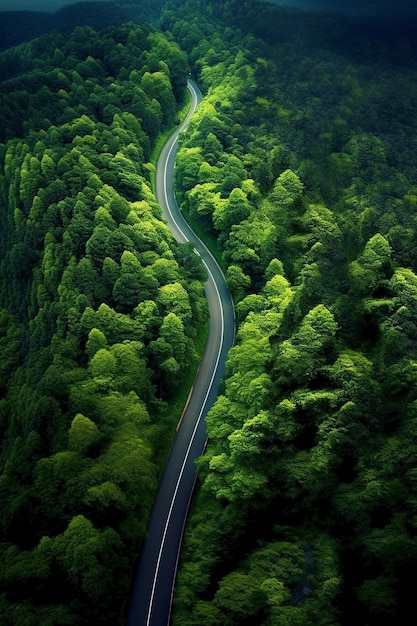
left=0, top=1, right=166, bottom=54
left=156, top=1, right=417, bottom=625
left=0, top=20, right=208, bottom=625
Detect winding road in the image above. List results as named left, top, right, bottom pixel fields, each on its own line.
left=126, top=80, right=235, bottom=626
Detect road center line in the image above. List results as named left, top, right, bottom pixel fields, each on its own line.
left=146, top=81, right=227, bottom=626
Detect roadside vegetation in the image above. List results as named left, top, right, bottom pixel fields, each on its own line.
left=163, top=2, right=417, bottom=625
left=0, top=22, right=207, bottom=625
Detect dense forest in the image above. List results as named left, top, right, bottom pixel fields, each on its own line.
left=163, top=1, right=417, bottom=625
left=1, top=0, right=417, bottom=624
left=0, top=18, right=208, bottom=625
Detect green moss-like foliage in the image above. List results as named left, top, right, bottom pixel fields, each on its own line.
left=0, top=21, right=208, bottom=625
left=164, top=2, right=417, bottom=625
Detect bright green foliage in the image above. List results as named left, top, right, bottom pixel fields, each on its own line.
left=350, top=233, right=393, bottom=294
left=274, top=305, right=338, bottom=388
left=3, top=2, right=417, bottom=625
left=68, top=413, right=101, bottom=454
left=167, top=2, right=417, bottom=625
left=226, top=264, right=251, bottom=301
left=0, top=20, right=205, bottom=626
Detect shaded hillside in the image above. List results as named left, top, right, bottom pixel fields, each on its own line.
left=0, top=0, right=165, bottom=53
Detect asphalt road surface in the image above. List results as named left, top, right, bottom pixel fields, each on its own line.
left=126, top=80, right=235, bottom=626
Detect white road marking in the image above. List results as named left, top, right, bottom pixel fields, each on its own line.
left=146, top=81, right=227, bottom=626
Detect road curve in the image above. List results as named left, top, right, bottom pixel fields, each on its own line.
left=126, top=80, right=235, bottom=626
